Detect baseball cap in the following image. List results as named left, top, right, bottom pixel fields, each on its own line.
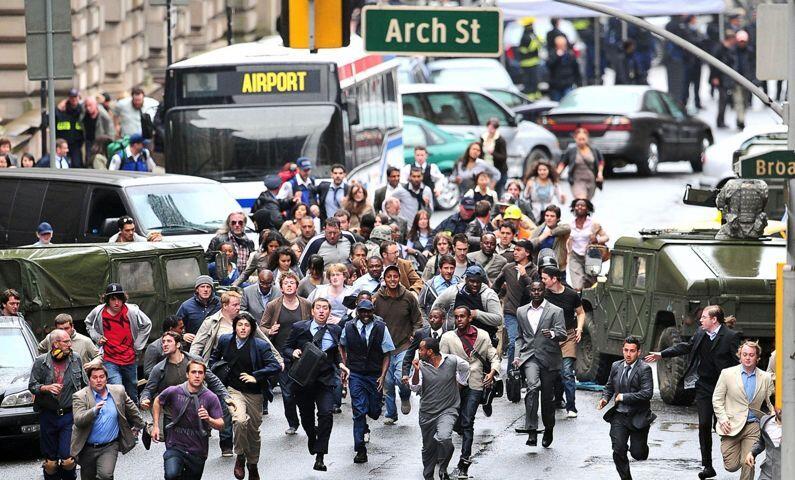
left=503, top=205, right=522, bottom=220
left=296, top=157, right=312, bottom=170
left=104, top=283, right=125, bottom=296
left=461, top=197, right=476, bottom=210
left=357, top=299, right=375, bottom=311
left=37, top=222, right=53, bottom=234
left=129, top=133, right=149, bottom=145
left=383, top=264, right=400, bottom=276
left=263, top=174, right=282, bottom=191
left=464, top=265, right=487, bottom=280
left=68, top=88, right=79, bottom=97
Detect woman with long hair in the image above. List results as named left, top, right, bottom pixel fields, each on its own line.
left=557, top=128, right=605, bottom=200
left=407, top=209, right=434, bottom=257
left=20, top=152, right=36, bottom=168
left=341, top=183, right=374, bottom=233
left=90, top=136, right=114, bottom=169
left=421, top=232, right=454, bottom=280
left=450, top=142, right=501, bottom=194
left=267, top=245, right=302, bottom=285
left=524, top=159, right=565, bottom=222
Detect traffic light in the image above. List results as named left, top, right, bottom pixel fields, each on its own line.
left=280, top=0, right=352, bottom=49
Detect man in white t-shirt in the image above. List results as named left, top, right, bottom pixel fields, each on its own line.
left=113, top=87, right=159, bottom=138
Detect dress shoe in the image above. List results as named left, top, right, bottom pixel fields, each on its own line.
left=526, top=433, right=537, bottom=446
left=542, top=429, right=553, bottom=448
left=354, top=449, right=368, bottom=464
left=698, top=466, right=717, bottom=479
left=234, top=455, right=246, bottom=479
left=247, top=463, right=260, bottom=480
left=313, top=453, right=327, bottom=471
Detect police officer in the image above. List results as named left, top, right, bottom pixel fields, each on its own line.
left=55, top=89, right=85, bottom=168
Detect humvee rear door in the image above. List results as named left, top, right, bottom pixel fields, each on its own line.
left=605, top=253, right=627, bottom=340
left=163, top=255, right=203, bottom=316
left=113, top=258, right=165, bottom=331
left=626, top=254, right=652, bottom=342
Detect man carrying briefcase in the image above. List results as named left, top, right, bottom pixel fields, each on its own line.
left=284, top=298, right=348, bottom=472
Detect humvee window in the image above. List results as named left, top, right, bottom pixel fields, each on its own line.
left=609, top=254, right=624, bottom=285
left=632, top=257, right=647, bottom=289
left=167, top=258, right=201, bottom=289
left=118, top=261, right=155, bottom=293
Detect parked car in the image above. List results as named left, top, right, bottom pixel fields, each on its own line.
left=400, top=84, right=561, bottom=179
left=0, top=170, right=256, bottom=249
left=0, top=315, right=40, bottom=441
left=540, top=85, right=713, bottom=175
left=0, top=242, right=208, bottom=339
left=403, top=115, right=476, bottom=210
left=428, top=58, right=520, bottom=93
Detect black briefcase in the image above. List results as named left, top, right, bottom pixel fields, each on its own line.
left=288, top=341, right=327, bottom=387
left=506, top=367, right=523, bottom=403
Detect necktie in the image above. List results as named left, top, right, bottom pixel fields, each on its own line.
left=333, top=187, right=341, bottom=207
left=360, top=324, right=368, bottom=345
left=622, top=365, right=631, bottom=390
left=314, top=326, right=327, bottom=348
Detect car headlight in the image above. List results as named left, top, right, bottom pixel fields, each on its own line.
left=2, top=390, right=34, bottom=407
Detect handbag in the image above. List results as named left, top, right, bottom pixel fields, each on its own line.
left=210, top=359, right=232, bottom=385
left=506, top=366, right=523, bottom=403
left=288, top=327, right=329, bottom=387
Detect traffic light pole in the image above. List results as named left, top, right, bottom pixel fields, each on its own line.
left=552, top=0, right=791, bottom=477
left=45, top=0, right=56, bottom=169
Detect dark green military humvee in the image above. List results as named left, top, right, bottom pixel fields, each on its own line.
left=0, top=243, right=208, bottom=339
left=576, top=230, right=783, bottom=405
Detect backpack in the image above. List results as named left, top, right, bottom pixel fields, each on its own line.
left=106, top=136, right=130, bottom=168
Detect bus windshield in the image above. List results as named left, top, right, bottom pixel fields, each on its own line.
left=167, top=104, right=344, bottom=181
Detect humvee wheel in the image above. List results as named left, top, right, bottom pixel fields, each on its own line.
left=575, top=324, right=613, bottom=384
left=656, top=326, right=696, bottom=406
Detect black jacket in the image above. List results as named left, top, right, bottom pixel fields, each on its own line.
left=601, top=359, right=656, bottom=430
left=478, top=136, right=508, bottom=172
left=432, top=212, right=473, bottom=236
left=317, top=181, right=351, bottom=220
left=251, top=191, right=287, bottom=232
left=373, top=186, right=388, bottom=215
left=283, top=320, right=343, bottom=388
left=547, top=49, right=582, bottom=90
left=660, top=326, right=740, bottom=390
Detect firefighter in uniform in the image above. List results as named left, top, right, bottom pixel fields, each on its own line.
left=517, top=17, right=543, bottom=99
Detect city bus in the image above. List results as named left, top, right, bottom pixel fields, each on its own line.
left=163, top=35, right=403, bottom=209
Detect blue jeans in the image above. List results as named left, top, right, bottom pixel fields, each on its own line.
left=504, top=314, right=519, bottom=363
left=104, top=361, right=138, bottom=404
left=384, top=350, right=411, bottom=420
left=349, top=373, right=382, bottom=451
left=39, top=410, right=76, bottom=480
left=454, top=387, right=483, bottom=461
left=163, top=448, right=206, bottom=480
left=561, top=357, right=577, bottom=412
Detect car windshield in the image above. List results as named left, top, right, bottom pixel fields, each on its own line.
left=0, top=328, right=32, bottom=368
left=430, top=65, right=513, bottom=90
left=557, top=89, right=643, bottom=112
left=167, top=104, right=344, bottom=181
left=125, top=183, right=254, bottom=234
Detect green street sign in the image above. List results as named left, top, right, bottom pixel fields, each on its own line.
left=361, top=6, right=502, bottom=57
left=737, top=150, right=795, bottom=178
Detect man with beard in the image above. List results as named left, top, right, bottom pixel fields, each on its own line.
left=206, top=212, right=255, bottom=271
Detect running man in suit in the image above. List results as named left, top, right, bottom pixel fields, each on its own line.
left=598, top=336, right=656, bottom=480
left=513, top=280, right=566, bottom=448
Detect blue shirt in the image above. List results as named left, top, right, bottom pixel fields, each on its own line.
left=324, top=182, right=346, bottom=219
left=431, top=274, right=460, bottom=293
left=741, top=369, right=758, bottom=421
left=310, top=320, right=335, bottom=351
left=87, top=389, right=119, bottom=445
left=340, top=320, right=395, bottom=353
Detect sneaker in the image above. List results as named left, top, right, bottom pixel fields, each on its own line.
left=222, top=448, right=234, bottom=457
left=285, top=427, right=297, bottom=435
left=401, top=398, right=411, bottom=415
left=384, top=417, right=397, bottom=426
left=566, top=410, right=578, bottom=418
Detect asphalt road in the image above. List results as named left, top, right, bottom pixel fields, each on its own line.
left=2, top=65, right=781, bottom=479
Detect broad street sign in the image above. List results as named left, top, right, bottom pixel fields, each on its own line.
left=736, top=150, right=795, bottom=179
left=361, top=6, right=502, bottom=57
left=24, top=0, right=74, bottom=80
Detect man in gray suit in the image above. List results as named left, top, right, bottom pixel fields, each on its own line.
left=513, top=280, right=566, bottom=448
left=241, top=270, right=280, bottom=323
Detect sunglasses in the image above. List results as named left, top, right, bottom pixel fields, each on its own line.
left=230, top=220, right=245, bottom=226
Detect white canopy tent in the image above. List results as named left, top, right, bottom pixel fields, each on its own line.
left=497, top=0, right=727, bottom=19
